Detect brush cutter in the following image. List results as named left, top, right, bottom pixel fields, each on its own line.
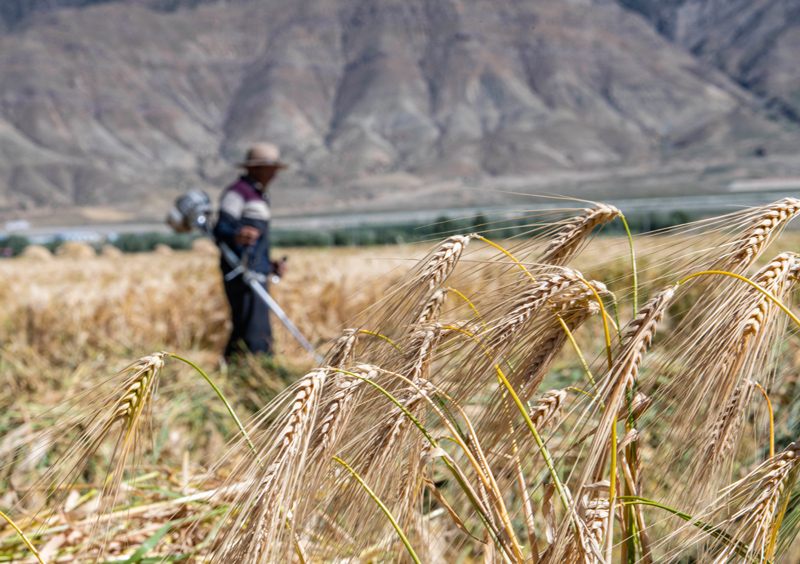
left=168, top=190, right=322, bottom=362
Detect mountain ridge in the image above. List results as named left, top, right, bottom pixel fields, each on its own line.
left=0, top=0, right=798, bottom=221
left=617, top=0, right=800, bottom=121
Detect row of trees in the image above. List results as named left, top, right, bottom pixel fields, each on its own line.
left=0, top=210, right=696, bottom=256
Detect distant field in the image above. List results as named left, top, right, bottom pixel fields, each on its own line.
left=0, top=233, right=672, bottom=366
left=0, top=244, right=437, bottom=366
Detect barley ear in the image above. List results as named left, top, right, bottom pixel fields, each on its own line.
left=539, top=204, right=621, bottom=265
left=732, top=198, right=800, bottom=267
left=418, top=234, right=474, bottom=293
left=328, top=328, right=358, bottom=368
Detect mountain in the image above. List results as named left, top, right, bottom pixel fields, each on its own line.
left=0, top=0, right=216, bottom=29
left=0, top=0, right=798, bottom=221
left=618, top=0, right=800, bottom=121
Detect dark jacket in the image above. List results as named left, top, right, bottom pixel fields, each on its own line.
left=213, top=176, right=272, bottom=275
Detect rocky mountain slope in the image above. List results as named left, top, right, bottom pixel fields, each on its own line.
left=0, top=0, right=798, bottom=220
left=619, top=0, right=800, bottom=122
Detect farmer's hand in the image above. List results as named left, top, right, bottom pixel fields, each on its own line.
left=271, top=258, right=287, bottom=277
left=234, top=225, right=261, bottom=246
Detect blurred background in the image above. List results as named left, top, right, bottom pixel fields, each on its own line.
left=0, top=0, right=799, bottom=250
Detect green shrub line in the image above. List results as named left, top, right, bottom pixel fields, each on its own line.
left=0, top=210, right=700, bottom=257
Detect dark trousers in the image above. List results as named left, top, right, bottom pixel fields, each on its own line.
left=223, top=275, right=273, bottom=358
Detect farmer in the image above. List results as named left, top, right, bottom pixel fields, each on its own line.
left=214, top=142, right=287, bottom=359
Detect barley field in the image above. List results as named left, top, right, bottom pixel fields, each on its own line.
left=3, top=200, right=800, bottom=563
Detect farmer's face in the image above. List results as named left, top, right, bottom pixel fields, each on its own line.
left=249, top=165, right=279, bottom=187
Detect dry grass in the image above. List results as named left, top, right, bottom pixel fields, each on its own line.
left=5, top=201, right=800, bottom=563
left=0, top=244, right=429, bottom=365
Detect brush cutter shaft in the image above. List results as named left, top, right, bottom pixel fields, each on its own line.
left=217, top=240, right=322, bottom=361
left=242, top=271, right=321, bottom=361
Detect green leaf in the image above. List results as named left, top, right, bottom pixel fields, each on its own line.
left=124, top=520, right=175, bottom=563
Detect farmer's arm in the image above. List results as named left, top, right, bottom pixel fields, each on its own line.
left=214, top=191, right=260, bottom=247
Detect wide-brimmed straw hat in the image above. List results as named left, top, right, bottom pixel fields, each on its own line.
left=237, top=142, right=288, bottom=169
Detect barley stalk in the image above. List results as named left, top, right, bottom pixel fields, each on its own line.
left=704, top=442, right=800, bottom=561
left=732, top=198, right=800, bottom=266
left=332, top=455, right=422, bottom=564
left=741, top=252, right=799, bottom=343
left=311, top=365, right=376, bottom=460
left=556, top=486, right=610, bottom=564
left=328, top=328, right=357, bottom=368
left=418, top=235, right=473, bottom=293
left=703, top=380, right=755, bottom=474
left=513, top=284, right=604, bottom=398
left=365, top=392, right=424, bottom=468
left=0, top=508, right=46, bottom=564
left=580, top=286, right=674, bottom=494
left=529, top=389, right=568, bottom=430
left=492, top=269, right=583, bottom=348
left=214, top=369, right=327, bottom=563
left=275, top=370, right=328, bottom=458
left=97, top=353, right=166, bottom=437
left=618, top=286, right=675, bottom=356
left=404, top=324, right=443, bottom=383
left=539, top=204, right=622, bottom=265
left=416, top=288, right=447, bottom=325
